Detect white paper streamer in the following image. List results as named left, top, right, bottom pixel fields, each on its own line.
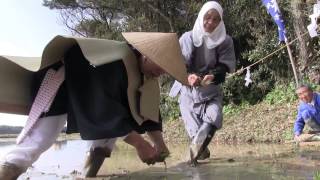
left=307, top=1, right=320, bottom=38
left=245, top=67, right=252, bottom=87
left=169, top=81, right=182, bottom=97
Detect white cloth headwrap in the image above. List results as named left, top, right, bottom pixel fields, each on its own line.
left=192, top=1, right=226, bottom=49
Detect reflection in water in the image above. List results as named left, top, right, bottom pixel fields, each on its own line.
left=0, top=140, right=319, bottom=179
left=110, top=159, right=318, bottom=180
left=52, top=140, right=68, bottom=150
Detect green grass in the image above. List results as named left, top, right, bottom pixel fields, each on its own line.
left=314, top=171, right=320, bottom=180
left=282, top=129, right=293, bottom=141
left=223, top=102, right=250, bottom=116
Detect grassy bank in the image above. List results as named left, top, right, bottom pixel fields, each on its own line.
left=216, top=101, right=296, bottom=143
left=163, top=101, right=297, bottom=143
left=163, top=84, right=320, bottom=144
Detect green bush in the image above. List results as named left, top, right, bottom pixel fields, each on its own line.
left=223, top=67, right=276, bottom=105
left=264, top=83, right=297, bottom=105
left=160, top=94, right=180, bottom=122
left=264, top=83, right=320, bottom=105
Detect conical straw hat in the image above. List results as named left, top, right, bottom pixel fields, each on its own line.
left=122, top=32, right=188, bottom=85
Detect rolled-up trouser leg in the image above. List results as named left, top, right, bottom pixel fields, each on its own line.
left=192, top=122, right=212, bottom=145
left=202, top=99, right=222, bottom=129
left=4, top=114, right=67, bottom=170
left=179, top=96, right=202, bottom=139
left=83, top=138, right=117, bottom=177
left=187, top=98, right=222, bottom=146
left=305, top=118, right=320, bottom=133
left=196, top=123, right=218, bottom=161
left=197, top=125, right=217, bottom=156
left=190, top=123, right=217, bottom=161
left=191, top=99, right=221, bottom=161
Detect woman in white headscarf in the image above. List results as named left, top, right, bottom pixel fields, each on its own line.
left=170, top=1, right=236, bottom=164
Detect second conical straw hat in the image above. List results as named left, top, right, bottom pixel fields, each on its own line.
left=122, top=32, right=188, bottom=85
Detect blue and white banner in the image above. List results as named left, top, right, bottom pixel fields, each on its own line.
left=262, top=0, right=287, bottom=42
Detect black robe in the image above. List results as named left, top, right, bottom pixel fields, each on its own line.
left=32, top=45, right=161, bottom=140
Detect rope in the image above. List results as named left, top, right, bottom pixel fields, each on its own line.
left=227, top=31, right=310, bottom=78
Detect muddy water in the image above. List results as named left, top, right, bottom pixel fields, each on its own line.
left=0, top=140, right=319, bottom=180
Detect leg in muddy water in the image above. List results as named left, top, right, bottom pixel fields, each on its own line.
left=83, top=138, right=116, bottom=177
left=0, top=162, right=26, bottom=180
left=197, top=125, right=217, bottom=157
left=189, top=148, right=199, bottom=167
left=197, top=147, right=210, bottom=160
left=0, top=114, right=67, bottom=180
left=83, top=148, right=109, bottom=177
left=190, top=123, right=217, bottom=164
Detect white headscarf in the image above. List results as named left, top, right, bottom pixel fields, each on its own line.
left=192, top=1, right=226, bottom=49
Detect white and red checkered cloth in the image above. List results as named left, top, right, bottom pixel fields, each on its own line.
left=16, top=66, right=65, bottom=144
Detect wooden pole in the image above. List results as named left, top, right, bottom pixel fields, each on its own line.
left=285, top=39, right=299, bottom=87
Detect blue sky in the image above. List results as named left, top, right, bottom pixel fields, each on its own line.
left=0, top=0, right=70, bottom=126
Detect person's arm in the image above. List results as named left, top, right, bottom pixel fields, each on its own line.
left=179, top=31, right=194, bottom=70
left=208, top=63, right=229, bottom=85
left=294, top=106, right=306, bottom=137
left=202, top=36, right=236, bottom=86
left=215, top=36, right=236, bottom=73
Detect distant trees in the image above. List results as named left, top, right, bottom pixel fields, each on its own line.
left=43, top=0, right=206, bottom=38
left=0, top=126, right=22, bottom=134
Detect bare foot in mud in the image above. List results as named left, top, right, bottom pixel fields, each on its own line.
left=188, top=145, right=200, bottom=167
left=189, top=160, right=198, bottom=167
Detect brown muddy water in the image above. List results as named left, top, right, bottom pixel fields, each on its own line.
left=0, top=139, right=319, bottom=180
